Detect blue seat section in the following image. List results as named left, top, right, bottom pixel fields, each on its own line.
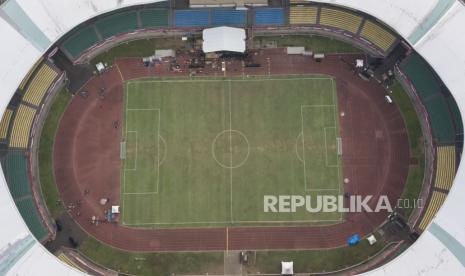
left=175, top=10, right=210, bottom=27
left=211, top=9, right=247, bottom=26
left=254, top=8, right=284, bottom=25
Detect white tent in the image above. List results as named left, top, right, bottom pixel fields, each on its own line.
left=281, top=261, right=294, bottom=275
left=202, top=26, right=246, bottom=53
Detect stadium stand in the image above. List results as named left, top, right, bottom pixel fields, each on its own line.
left=57, top=253, right=86, bottom=273
left=95, top=11, right=139, bottom=39
left=15, top=198, right=48, bottom=240
left=9, top=104, right=36, bottom=148
left=254, top=8, right=284, bottom=25
left=399, top=53, right=460, bottom=143
left=290, top=0, right=309, bottom=4
left=360, top=20, right=397, bottom=51
left=62, top=26, right=100, bottom=58
left=418, top=191, right=447, bottom=231
left=22, top=64, right=58, bottom=107
left=211, top=9, right=247, bottom=26
left=0, top=152, right=48, bottom=241
left=289, top=6, right=318, bottom=25
left=319, top=8, right=363, bottom=34
left=18, top=57, right=43, bottom=91
left=1, top=152, right=32, bottom=199
left=0, top=109, right=12, bottom=140
left=446, top=96, right=464, bottom=137
left=424, top=95, right=456, bottom=143
left=139, top=9, right=169, bottom=28
left=399, top=54, right=442, bottom=100
left=434, top=146, right=456, bottom=191
left=174, top=9, right=210, bottom=27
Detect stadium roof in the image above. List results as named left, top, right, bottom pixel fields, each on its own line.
left=0, top=0, right=465, bottom=275
left=202, top=26, right=246, bottom=53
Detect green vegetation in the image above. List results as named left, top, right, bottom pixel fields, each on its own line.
left=91, top=37, right=186, bottom=66
left=390, top=80, right=425, bottom=218
left=79, top=235, right=388, bottom=275
left=247, top=238, right=386, bottom=274
left=254, top=35, right=361, bottom=53
left=79, top=237, right=223, bottom=275
left=39, top=88, right=72, bottom=218
left=122, top=76, right=342, bottom=228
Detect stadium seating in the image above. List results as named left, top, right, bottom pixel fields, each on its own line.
left=418, top=191, right=447, bottom=230
left=446, top=96, right=464, bottom=136
left=290, top=0, right=309, bottom=4
left=319, top=8, right=363, bottom=34
left=0, top=109, right=12, bottom=140
left=139, top=9, right=169, bottom=28
left=434, top=146, right=456, bottom=191
left=254, top=8, right=285, bottom=25
left=1, top=152, right=32, bottom=199
left=360, top=20, right=397, bottom=51
left=62, top=26, right=101, bottom=58
left=211, top=9, right=247, bottom=26
left=424, top=95, right=456, bottom=143
left=15, top=198, right=48, bottom=241
left=174, top=10, right=210, bottom=27
left=58, top=253, right=86, bottom=272
left=22, top=64, right=58, bottom=106
left=9, top=104, right=37, bottom=148
left=289, top=6, right=318, bottom=25
left=18, top=57, right=43, bottom=90
left=95, top=11, right=139, bottom=39
left=399, top=54, right=442, bottom=99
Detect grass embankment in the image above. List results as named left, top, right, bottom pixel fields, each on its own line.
left=248, top=238, right=386, bottom=274
left=39, top=88, right=72, bottom=218
left=254, top=35, right=362, bottom=54
left=79, top=236, right=387, bottom=275
left=79, top=237, right=224, bottom=275
left=91, top=37, right=186, bottom=66
left=390, top=80, right=425, bottom=218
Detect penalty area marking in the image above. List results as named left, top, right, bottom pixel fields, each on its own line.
left=122, top=77, right=344, bottom=225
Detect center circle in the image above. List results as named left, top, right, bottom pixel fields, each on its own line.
left=212, top=130, right=250, bottom=169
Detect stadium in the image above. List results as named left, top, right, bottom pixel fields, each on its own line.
left=0, top=0, right=464, bottom=275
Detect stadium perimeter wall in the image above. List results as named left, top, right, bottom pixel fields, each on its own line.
left=0, top=0, right=464, bottom=275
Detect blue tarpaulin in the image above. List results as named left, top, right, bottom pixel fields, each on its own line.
left=347, top=234, right=361, bottom=246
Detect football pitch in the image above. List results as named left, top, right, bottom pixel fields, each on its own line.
left=121, top=76, right=343, bottom=228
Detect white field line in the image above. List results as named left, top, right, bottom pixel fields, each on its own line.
left=123, top=77, right=343, bottom=225
left=228, top=80, right=233, bottom=222
left=300, top=105, right=308, bottom=192
left=122, top=218, right=343, bottom=226
left=324, top=127, right=339, bottom=168
left=331, top=78, right=344, bottom=222
left=124, top=101, right=160, bottom=194
left=126, top=77, right=333, bottom=85
left=124, top=131, right=138, bottom=171
left=301, top=105, right=340, bottom=192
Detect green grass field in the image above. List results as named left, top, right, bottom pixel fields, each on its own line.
left=121, top=76, right=342, bottom=228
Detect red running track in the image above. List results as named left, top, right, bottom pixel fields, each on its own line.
left=53, top=49, right=409, bottom=252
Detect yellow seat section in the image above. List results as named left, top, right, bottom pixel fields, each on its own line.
left=58, top=253, right=86, bottom=272
left=19, top=57, right=44, bottom=91
left=418, top=191, right=447, bottom=231
left=23, top=64, right=58, bottom=106
left=290, top=0, right=310, bottom=4
left=0, top=109, right=13, bottom=139
left=434, top=146, right=456, bottom=191
left=290, top=7, right=318, bottom=25
left=9, top=105, right=36, bottom=148
left=319, top=8, right=362, bottom=34
left=360, top=20, right=397, bottom=51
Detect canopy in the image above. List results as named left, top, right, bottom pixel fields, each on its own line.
left=202, top=26, right=246, bottom=53
left=281, top=261, right=294, bottom=275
